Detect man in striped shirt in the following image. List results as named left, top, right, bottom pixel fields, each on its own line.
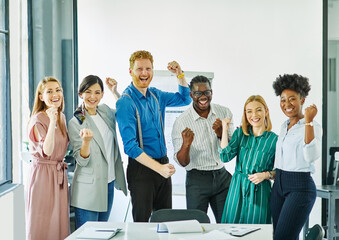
left=171, top=75, right=233, bottom=223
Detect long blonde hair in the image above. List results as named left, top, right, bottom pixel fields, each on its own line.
left=241, top=95, right=272, bottom=136
left=31, top=77, right=67, bottom=137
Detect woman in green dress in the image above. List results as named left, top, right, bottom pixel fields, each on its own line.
left=219, top=95, right=278, bottom=224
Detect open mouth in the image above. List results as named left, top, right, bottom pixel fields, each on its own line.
left=51, top=98, right=60, bottom=105
left=140, top=77, right=149, bottom=83
left=198, top=100, right=208, bottom=108
left=87, top=100, right=97, bottom=104
left=251, top=118, right=261, bottom=123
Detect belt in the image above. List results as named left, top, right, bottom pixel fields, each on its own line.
left=33, top=159, right=68, bottom=187
left=188, top=168, right=225, bottom=175
left=128, top=155, right=169, bottom=165
left=234, top=170, right=257, bottom=206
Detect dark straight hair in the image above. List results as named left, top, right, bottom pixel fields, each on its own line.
left=78, top=75, right=104, bottom=95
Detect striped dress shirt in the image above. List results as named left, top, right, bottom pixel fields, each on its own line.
left=171, top=103, right=234, bottom=171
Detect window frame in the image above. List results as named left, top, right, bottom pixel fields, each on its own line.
left=27, top=0, right=79, bottom=119
left=322, top=0, right=329, bottom=228
left=0, top=0, right=13, bottom=195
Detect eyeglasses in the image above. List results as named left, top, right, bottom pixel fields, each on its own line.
left=192, top=90, right=212, bottom=98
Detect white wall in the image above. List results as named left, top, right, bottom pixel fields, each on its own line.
left=0, top=185, right=26, bottom=240
left=78, top=0, right=322, bottom=227
left=78, top=0, right=322, bottom=129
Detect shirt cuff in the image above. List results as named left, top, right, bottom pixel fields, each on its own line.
left=129, top=147, right=144, bottom=160
left=218, top=146, right=226, bottom=154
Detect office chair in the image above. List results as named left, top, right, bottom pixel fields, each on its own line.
left=327, top=147, right=339, bottom=185
left=304, top=149, right=339, bottom=240
left=305, top=224, right=325, bottom=240
left=149, top=209, right=210, bottom=223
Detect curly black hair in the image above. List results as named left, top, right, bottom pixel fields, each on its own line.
left=272, top=74, right=311, bottom=98
left=189, top=75, right=211, bottom=90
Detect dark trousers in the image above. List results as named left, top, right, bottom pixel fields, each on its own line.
left=127, top=156, right=172, bottom=222
left=186, top=167, right=232, bottom=223
left=271, top=169, right=316, bottom=240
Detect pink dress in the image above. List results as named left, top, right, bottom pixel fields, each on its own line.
left=26, top=112, right=70, bottom=240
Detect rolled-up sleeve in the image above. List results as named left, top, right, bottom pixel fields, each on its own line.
left=219, top=128, right=240, bottom=163
left=161, top=85, right=192, bottom=107
left=116, top=96, right=144, bottom=159
left=303, top=124, right=322, bottom=163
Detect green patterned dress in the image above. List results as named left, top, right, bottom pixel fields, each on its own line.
left=220, top=127, right=277, bottom=224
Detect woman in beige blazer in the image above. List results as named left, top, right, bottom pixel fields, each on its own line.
left=68, top=75, right=127, bottom=229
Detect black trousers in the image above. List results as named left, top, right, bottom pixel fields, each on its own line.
left=127, top=156, right=172, bottom=222
left=186, top=167, right=232, bottom=223
left=271, top=169, right=316, bottom=240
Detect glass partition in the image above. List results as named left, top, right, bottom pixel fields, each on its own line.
left=324, top=0, right=339, bottom=233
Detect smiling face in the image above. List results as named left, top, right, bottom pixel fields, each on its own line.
left=280, top=89, right=304, bottom=119
left=130, top=58, right=154, bottom=90
left=245, top=101, right=267, bottom=129
left=80, top=83, right=104, bottom=114
left=190, top=82, right=212, bottom=116
left=39, top=81, right=63, bottom=109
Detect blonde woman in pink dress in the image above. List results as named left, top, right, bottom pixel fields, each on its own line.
left=26, top=77, right=69, bottom=240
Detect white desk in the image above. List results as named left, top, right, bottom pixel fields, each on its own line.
left=65, top=221, right=273, bottom=240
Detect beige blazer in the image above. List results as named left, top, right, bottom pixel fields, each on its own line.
left=68, top=104, right=127, bottom=212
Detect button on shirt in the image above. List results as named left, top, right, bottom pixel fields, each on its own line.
left=171, top=103, right=234, bottom=171
left=274, top=118, right=322, bottom=173
left=116, top=83, right=191, bottom=160
left=219, top=127, right=277, bottom=173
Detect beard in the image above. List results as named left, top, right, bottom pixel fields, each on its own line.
left=131, top=72, right=153, bottom=89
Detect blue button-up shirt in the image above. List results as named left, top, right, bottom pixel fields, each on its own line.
left=274, top=118, right=322, bottom=173
left=116, top=83, right=191, bottom=159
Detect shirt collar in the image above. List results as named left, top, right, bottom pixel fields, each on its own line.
left=248, top=126, right=268, bottom=137
left=209, top=104, right=216, bottom=116
left=190, top=103, right=215, bottom=121
left=299, top=118, right=306, bottom=124
left=285, top=118, right=305, bottom=127
left=129, top=82, right=149, bottom=99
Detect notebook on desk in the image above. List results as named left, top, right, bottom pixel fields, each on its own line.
left=157, top=220, right=204, bottom=234
left=76, top=227, right=122, bottom=239
left=219, top=225, right=261, bottom=236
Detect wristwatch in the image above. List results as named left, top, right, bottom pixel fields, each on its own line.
left=268, top=171, right=274, bottom=180
left=305, top=122, right=314, bottom=126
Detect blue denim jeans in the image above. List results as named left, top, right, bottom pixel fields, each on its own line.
left=74, top=180, right=115, bottom=229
